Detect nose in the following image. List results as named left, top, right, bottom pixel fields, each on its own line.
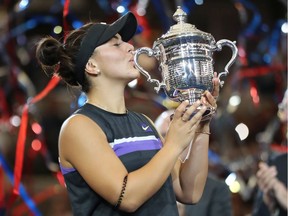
left=127, top=43, right=135, bottom=54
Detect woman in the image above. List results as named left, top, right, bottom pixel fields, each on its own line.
left=36, top=11, right=219, bottom=216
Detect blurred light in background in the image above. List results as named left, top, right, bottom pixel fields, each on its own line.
left=116, top=6, right=126, bottom=14
left=235, top=123, right=249, bottom=141
left=281, top=22, right=288, bottom=33
left=15, top=0, right=30, bottom=11
left=225, top=172, right=241, bottom=193
left=128, top=79, right=138, bottom=88
left=31, top=122, right=42, bottom=135
left=72, top=20, right=83, bottom=29
left=31, top=139, right=42, bottom=151
left=195, top=0, right=204, bottom=5
left=227, top=93, right=241, bottom=113
left=53, top=25, right=63, bottom=34
left=77, top=93, right=87, bottom=107
left=10, top=115, right=21, bottom=127
left=136, top=0, right=149, bottom=16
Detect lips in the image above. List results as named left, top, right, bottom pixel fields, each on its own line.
left=129, top=57, right=135, bottom=64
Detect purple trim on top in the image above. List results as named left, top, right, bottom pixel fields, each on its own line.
left=113, top=138, right=162, bottom=157
left=60, top=164, right=76, bottom=175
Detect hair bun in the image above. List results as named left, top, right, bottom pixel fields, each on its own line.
left=36, top=37, right=62, bottom=67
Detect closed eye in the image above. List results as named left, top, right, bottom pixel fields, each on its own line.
left=111, top=34, right=123, bottom=47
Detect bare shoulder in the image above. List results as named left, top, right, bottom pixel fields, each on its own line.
left=58, top=114, right=128, bottom=202
left=59, top=114, right=105, bottom=146
left=58, top=114, right=107, bottom=167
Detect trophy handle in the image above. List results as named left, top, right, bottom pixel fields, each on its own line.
left=215, top=39, right=238, bottom=87
left=134, top=47, right=164, bottom=92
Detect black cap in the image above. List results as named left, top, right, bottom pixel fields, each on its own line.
left=75, top=12, right=137, bottom=85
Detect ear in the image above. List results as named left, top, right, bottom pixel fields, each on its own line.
left=85, top=59, right=100, bottom=75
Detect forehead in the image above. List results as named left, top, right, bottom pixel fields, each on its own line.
left=109, top=34, right=121, bottom=41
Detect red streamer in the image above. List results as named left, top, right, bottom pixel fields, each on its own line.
left=238, top=65, right=285, bottom=79
left=12, top=104, right=28, bottom=195
left=13, top=76, right=60, bottom=195
left=12, top=0, right=71, bottom=197
left=271, top=144, right=288, bottom=153
left=11, top=185, right=63, bottom=215
left=63, top=0, right=70, bottom=41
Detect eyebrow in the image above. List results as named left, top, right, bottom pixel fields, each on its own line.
left=112, top=34, right=121, bottom=41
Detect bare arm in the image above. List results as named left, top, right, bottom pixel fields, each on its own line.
left=173, top=73, right=220, bottom=203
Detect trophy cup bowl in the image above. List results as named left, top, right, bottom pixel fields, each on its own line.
left=134, top=6, right=238, bottom=120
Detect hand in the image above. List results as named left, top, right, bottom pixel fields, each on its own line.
left=257, top=162, right=278, bottom=194
left=212, top=72, right=221, bottom=100
left=165, top=100, right=207, bottom=152
left=199, top=72, right=220, bottom=124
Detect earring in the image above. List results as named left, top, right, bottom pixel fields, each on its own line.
left=96, top=69, right=101, bottom=76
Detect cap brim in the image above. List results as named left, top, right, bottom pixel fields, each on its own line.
left=98, top=12, right=137, bottom=45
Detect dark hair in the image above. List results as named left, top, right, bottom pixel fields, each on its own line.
left=36, top=23, right=93, bottom=93
left=36, top=12, right=137, bottom=93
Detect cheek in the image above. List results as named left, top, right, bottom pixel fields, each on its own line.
left=96, top=54, right=123, bottom=70
left=99, top=52, right=126, bottom=67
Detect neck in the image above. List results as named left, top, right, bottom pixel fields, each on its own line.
left=86, top=89, right=127, bottom=114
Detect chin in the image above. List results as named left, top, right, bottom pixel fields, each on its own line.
left=130, top=67, right=140, bottom=77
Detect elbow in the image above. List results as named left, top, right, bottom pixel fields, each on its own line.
left=178, top=189, right=204, bottom=205
left=118, top=198, right=142, bottom=213
left=190, top=193, right=202, bottom=204
left=180, top=196, right=201, bottom=205
left=191, top=189, right=204, bottom=204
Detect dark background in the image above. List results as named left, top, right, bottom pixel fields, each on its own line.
left=0, top=0, right=287, bottom=215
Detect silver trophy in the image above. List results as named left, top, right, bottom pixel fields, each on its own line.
left=134, top=6, right=238, bottom=118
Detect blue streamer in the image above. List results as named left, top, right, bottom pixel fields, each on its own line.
left=1, top=16, right=59, bottom=43
left=236, top=0, right=262, bottom=37
left=208, top=149, right=221, bottom=164
left=181, top=0, right=197, bottom=15
left=96, top=0, right=113, bottom=14
left=151, top=0, right=171, bottom=32
left=118, top=0, right=132, bottom=14
left=0, top=153, right=41, bottom=216
left=269, top=19, right=285, bottom=56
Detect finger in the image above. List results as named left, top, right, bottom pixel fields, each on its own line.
left=181, top=100, right=202, bottom=122
left=193, top=112, right=205, bottom=126
left=259, top=167, right=277, bottom=189
left=257, top=165, right=276, bottom=180
left=202, top=91, right=217, bottom=108
left=266, top=178, right=277, bottom=190
left=257, top=162, right=269, bottom=175
left=190, top=118, right=202, bottom=132
left=186, top=100, right=201, bottom=113
left=173, top=100, right=190, bottom=120
left=212, top=72, right=220, bottom=98
left=187, top=105, right=207, bottom=124
left=262, top=166, right=277, bottom=179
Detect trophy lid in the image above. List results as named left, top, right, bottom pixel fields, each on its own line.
left=157, top=6, right=214, bottom=42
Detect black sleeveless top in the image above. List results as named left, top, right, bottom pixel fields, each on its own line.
left=60, top=103, right=179, bottom=216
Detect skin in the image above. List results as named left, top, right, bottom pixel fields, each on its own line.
left=256, top=162, right=288, bottom=212
left=256, top=93, right=287, bottom=213
left=59, top=34, right=220, bottom=212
